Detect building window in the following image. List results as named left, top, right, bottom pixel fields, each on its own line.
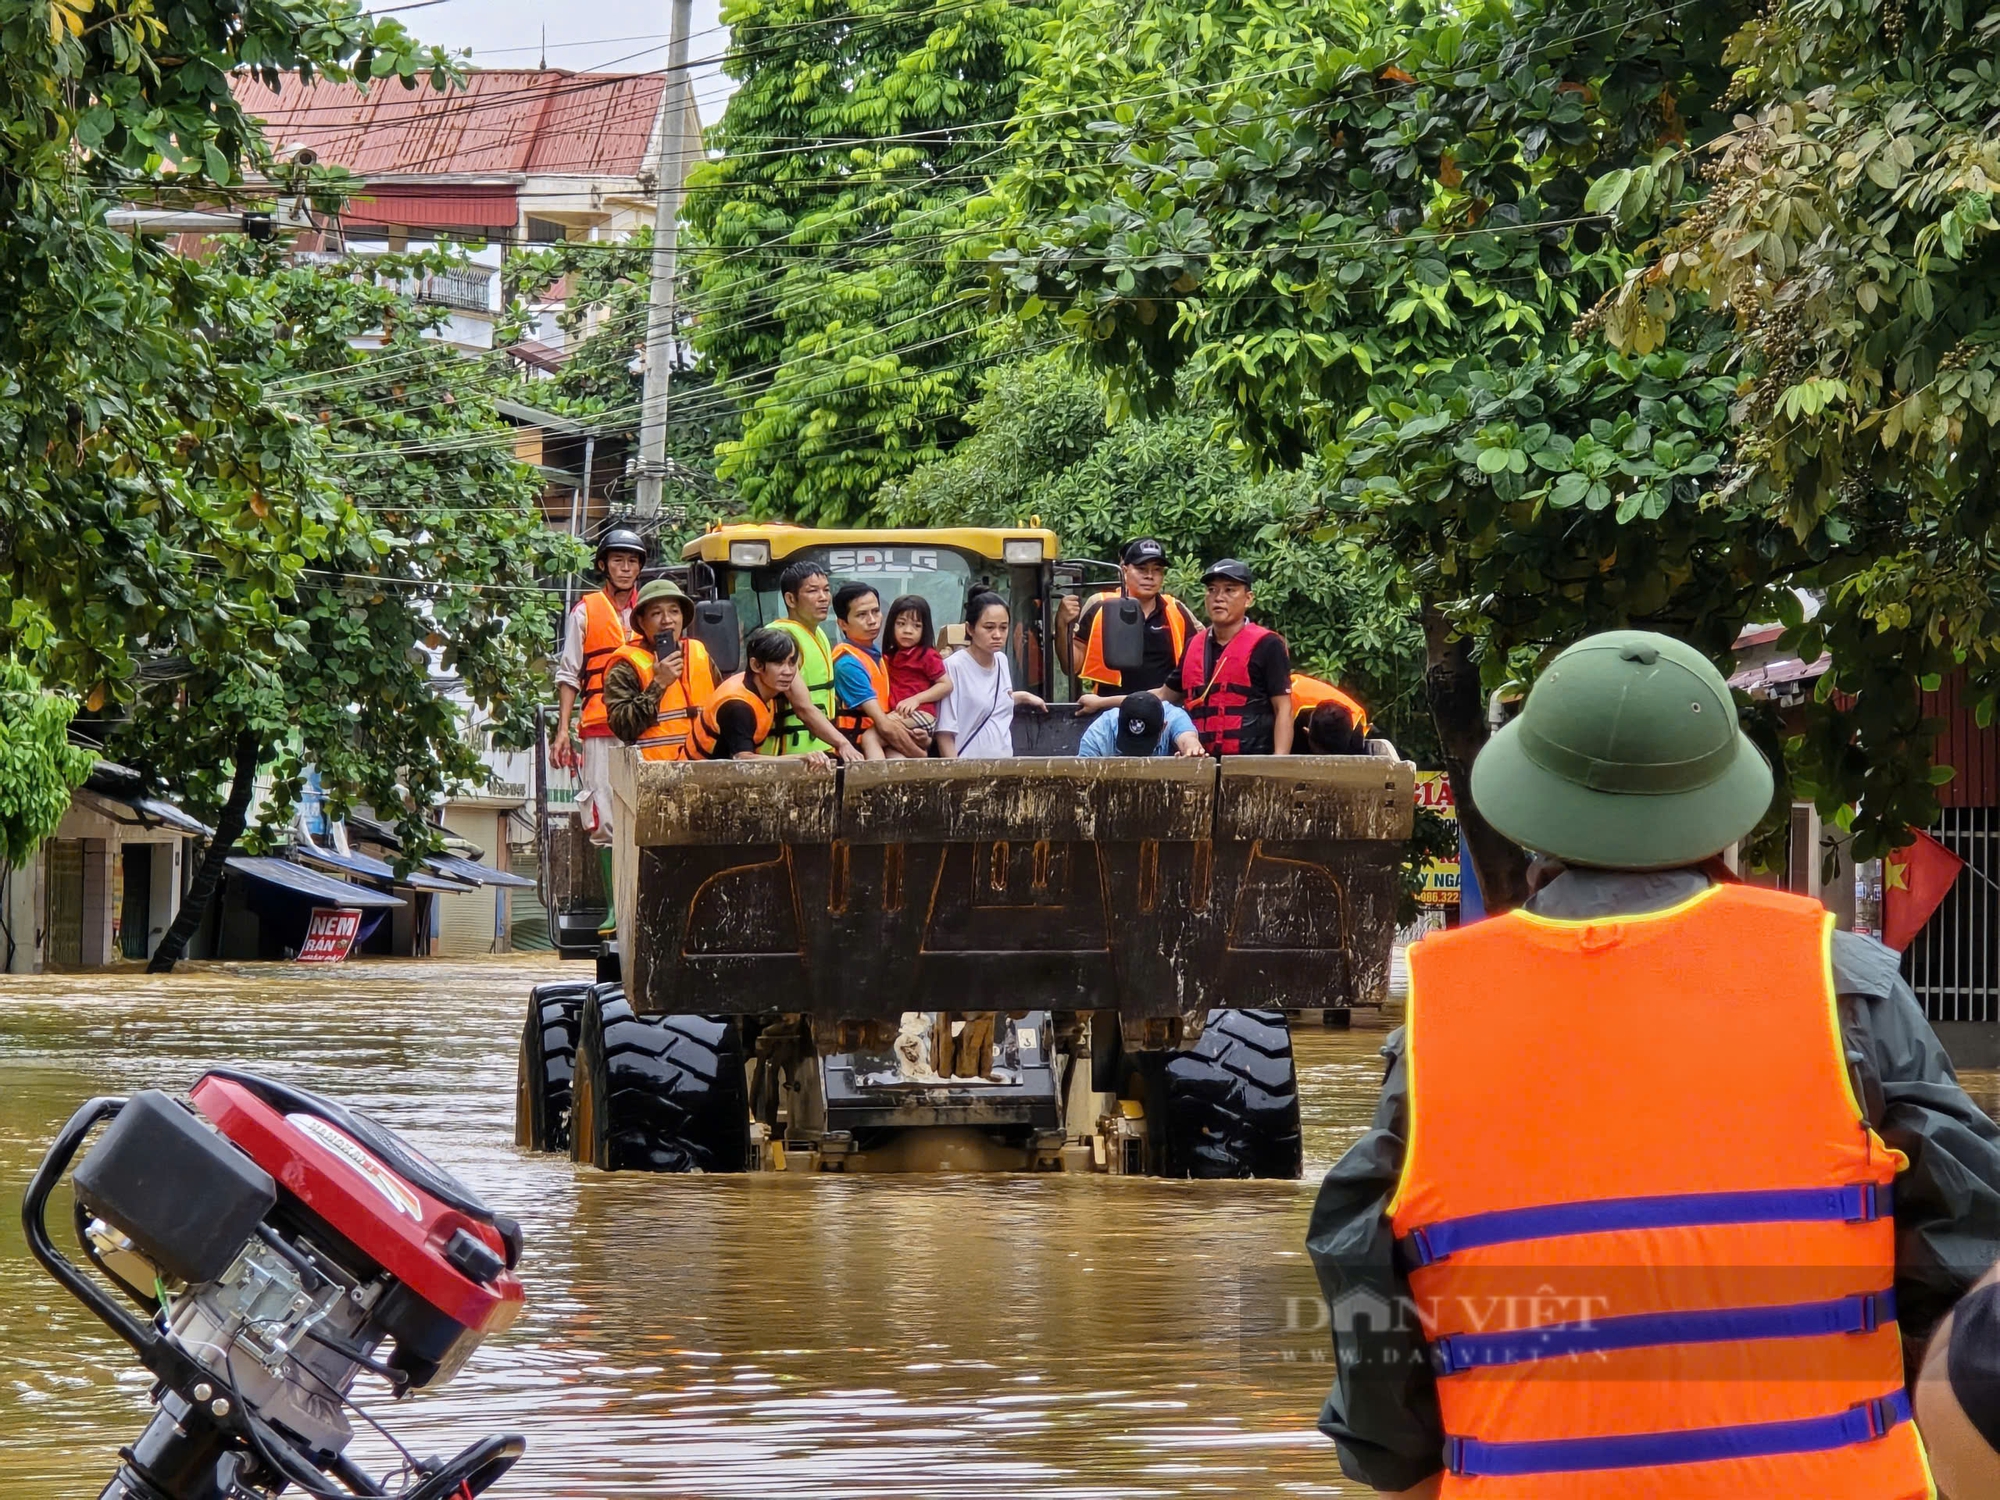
left=527, top=216, right=567, bottom=243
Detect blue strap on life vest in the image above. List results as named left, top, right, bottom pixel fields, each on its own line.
left=1430, top=1289, right=1896, bottom=1376
left=1402, top=1183, right=1891, bottom=1268
left=1445, top=1390, right=1911, bottom=1477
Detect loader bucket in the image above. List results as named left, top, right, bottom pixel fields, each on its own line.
left=609, top=752, right=1413, bottom=1044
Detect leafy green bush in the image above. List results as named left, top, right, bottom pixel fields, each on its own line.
left=0, top=661, right=95, bottom=866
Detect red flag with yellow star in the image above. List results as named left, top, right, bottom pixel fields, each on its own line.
left=1882, top=830, right=1965, bottom=952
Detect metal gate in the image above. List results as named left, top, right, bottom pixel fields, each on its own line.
left=1903, top=806, right=2000, bottom=1024
left=45, top=840, right=83, bottom=970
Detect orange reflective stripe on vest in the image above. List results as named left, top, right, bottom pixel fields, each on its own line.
left=831, top=640, right=890, bottom=735
left=1289, top=673, right=1368, bottom=734
left=606, top=639, right=716, bottom=761
left=1079, top=590, right=1191, bottom=688
left=690, top=674, right=775, bottom=760
left=1391, top=883, right=1925, bottom=1500
left=576, top=589, right=634, bottom=739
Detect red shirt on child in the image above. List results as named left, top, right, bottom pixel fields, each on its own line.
left=885, top=645, right=946, bottom=708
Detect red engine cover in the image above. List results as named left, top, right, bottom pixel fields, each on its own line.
left=189, top=1075, right=523, bottom=1340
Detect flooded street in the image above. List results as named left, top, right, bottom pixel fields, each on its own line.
left=0, top=957, right=1391, bottom=1498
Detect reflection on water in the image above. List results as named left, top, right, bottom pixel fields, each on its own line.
left=0, top=958, right=1387, bottom=1497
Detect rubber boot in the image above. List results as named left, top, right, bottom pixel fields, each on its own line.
left=597, top=847, right=618, bottom=936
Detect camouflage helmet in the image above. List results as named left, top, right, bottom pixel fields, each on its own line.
left=1469, top=630, right=1774, bottom=870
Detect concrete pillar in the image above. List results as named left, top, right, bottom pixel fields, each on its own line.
left=147, top=840, right=182, bottom=958
left=80, top=838, right=113, bottom=967
left=2, top=853, right=44, bottom=974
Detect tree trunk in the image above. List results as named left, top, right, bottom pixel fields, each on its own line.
left=1423, top=607, right=1530, bottom=914
left=147, top=729, right=260, bottom=974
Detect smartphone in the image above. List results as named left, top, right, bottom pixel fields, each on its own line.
left=656, top=627, right=679, bottom=654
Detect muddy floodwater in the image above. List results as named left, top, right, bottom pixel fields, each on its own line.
left=0, top=955, right=1403, bottom=1498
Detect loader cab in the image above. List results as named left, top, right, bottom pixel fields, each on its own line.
left=683, top=526, right=1064, bottom=698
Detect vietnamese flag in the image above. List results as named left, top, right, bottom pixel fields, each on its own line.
left=1882, top=830, right=1966, bottom=952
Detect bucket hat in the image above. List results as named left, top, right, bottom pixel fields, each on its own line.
left=1469, top=630, right=1773, bottom=870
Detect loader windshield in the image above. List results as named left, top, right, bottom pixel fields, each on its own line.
left=724, top=544, right=1049, bottom=690
left=728, top=546, right=975, bottom=637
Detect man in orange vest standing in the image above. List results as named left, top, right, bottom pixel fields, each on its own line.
left=1055, top=538, right=1200, bottom=713
left=550, top=526, right=646, bottom=933
left=1308, top=630, right=2000, bottom=1499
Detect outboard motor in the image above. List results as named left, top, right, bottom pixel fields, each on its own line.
left=23, top=1070, right=526, bottom=1500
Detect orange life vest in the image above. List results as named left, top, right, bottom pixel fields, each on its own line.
left=1078, top=590, right=1194, bottom=688
left=1391, top=883, right=1925, bottom=1500
left=831, top=640, right=891, bottom=735
left=1289, top=673, right=1369, bottom=735
left=575, top=589, right=634, bottom=739
left=606, top=638, right=717, bottom=761
left=690, top=674, right=777, bottom=760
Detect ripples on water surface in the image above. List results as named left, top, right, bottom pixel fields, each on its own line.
left=0, top=958, right=1395, bottom=1497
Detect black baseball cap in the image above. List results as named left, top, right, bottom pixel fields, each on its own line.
left=1201, top=558, right=1254, bottom=586
left=1115, top=692, right=1167, bottom=755
left=1122, top=538, right=1169, bottom=567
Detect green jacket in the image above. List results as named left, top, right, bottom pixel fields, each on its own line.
left=1306, top=865, right=2000, bottom=1493
left=764, top=617, right=835, bottom=755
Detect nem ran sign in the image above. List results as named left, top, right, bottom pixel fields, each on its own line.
left=297, top=907, right=363, bottom=963
left=1414, top=772, right=1461, bottom=906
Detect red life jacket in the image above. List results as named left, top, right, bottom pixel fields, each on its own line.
left=1179, top=621, right=1278, bottom=755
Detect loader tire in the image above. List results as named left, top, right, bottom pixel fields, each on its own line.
left=570, top=986, right=751, bottom=1173
left=1159, top=1008, right=1303, bottom=1180
left=516, top=981, right=588, bottom=1153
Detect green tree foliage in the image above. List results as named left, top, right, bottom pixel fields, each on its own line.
left=115, top=247, right=581, bottom=970
left=1596, top=0, right=2000, bottom=857
left=881, top=354, right=1428, bottom=740
left=988, top=0, right=1818, bottom=898
left=0, top=661, right=95, bottom=866
left=684, top=0, right=1047, bottom=522
left=0, top=0, right=451, bottom=697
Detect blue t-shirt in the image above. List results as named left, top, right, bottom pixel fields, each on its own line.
left=1078, top=701, right=1199, bottom=757
left=832, top=638, right=884, bottom=712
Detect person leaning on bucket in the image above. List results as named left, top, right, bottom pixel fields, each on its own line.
left=1306, top=630, right=2000, bottom=1499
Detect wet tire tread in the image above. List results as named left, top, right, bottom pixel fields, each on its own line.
left=1159, top=1008, right=1303, bottom=1180
left=574, top=988, right=750, bottom=1173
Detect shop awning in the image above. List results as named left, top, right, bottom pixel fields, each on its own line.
left=79, top=763, right=213, bottom=836
left=424, top=853, right=537, bottom=889
left=225, top=857, right=404, bottom=909
left=292, top=844, right=475, bottom=894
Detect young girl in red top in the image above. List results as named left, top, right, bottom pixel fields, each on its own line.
left=883, top=595, right=952, bottom=740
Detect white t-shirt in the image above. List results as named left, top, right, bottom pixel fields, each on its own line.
left=937, top=650, right=1015, bottom=758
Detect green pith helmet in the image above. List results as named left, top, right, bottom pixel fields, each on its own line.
left=1469, top=630, right=1774, bottom=871
left=632, top=578, right=694, bottom=620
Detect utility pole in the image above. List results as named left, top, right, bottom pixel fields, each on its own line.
left=632, top=0, right=697, bottom=518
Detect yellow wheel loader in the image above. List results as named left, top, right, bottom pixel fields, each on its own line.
left=521, top=525, right=1412, bottom=1177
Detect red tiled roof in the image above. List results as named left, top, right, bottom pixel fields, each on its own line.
left=233, top=69, right=667, bottom=180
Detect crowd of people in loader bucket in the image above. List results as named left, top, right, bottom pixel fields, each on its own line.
left=547, top=528, right=1375, bottom=791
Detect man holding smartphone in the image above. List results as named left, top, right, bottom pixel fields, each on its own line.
left=603, top=579, right=715, bottom=761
